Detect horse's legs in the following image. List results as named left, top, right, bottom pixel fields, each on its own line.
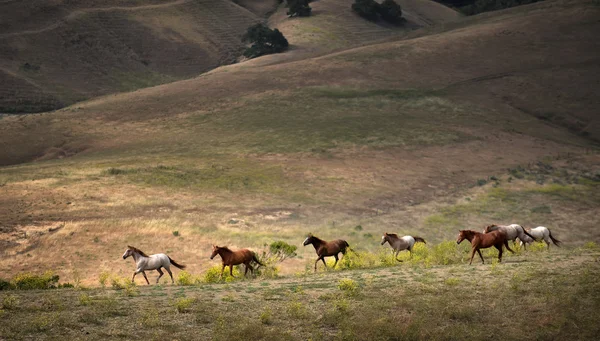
left=469, top=248, right=476, bottom=265
left=395, top=250, right=402, bottom=262
left=246, top=263, right=254, bottom=276
left=132, top=272, right=137, bottom=283
left=165, top=267, right=174, bottom=284
left=332, top=254, right=339, bottom=269
left=244, top=263, right=250, bottom=276
left=504, top=240, right=515, bottom=253
left=495, top=244, right=503, bottom=262
left=156, top=267, right=164, bottom=284
left=545, top=239, right=551, bottom=250
left=220, top=264, right=226, bottom=278
left=229, top=265, right=235, bottom=277
left=476, top=249, right=485, bottom=264
left=141, top=271, right=150, bottom=285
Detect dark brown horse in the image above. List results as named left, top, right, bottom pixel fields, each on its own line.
left=456, top=230, right=514, bottom=265
left=210, top=245, right=264, bottom=278
left=303, top=234, right=350, bottom=271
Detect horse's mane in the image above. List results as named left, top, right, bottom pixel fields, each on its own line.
left=308, top=234, right=325, bottom=243
left=129, top=246, right=149, bottom=257
left=386, top=233, right=399, bottom=239
left=216, top=246, right=232, bottom=253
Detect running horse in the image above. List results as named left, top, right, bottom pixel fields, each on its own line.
left=518, top=226, right=561, bottom=249
left=380, top=233, right=426, bottom=261
left=122, top=245, right=186, bottom=284
left=456, top=230, right=515, bottom=265
left=210, top=245, right=264, bottom=278
left=484, top=224, right=535, bottom=250
left=303, top=234, right=350, bottom=271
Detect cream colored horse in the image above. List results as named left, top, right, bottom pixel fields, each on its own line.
left=381, top=233, right=426, bottom=261
left=122, top=246, right=186, bottom=284
left=518, top=226, right=561, bottom=249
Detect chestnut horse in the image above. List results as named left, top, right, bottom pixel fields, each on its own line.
left=381, top=233, right=426, bottom=261
left=303, top=234, right=350, bottom=271
left=456, top=230, right=514, bottom=265
left=122, top=246, right=186, bottom=285
left=483, top=224, right=535, bottom=249
left=210, top=245, right=264, bottom=278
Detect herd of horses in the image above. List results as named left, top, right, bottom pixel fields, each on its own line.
left=122, top=224, right=561, bottom=284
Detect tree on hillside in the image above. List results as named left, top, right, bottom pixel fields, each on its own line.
left=352, top=0, right=381, bottom=21
left=352, top=0, right=404, bottom=24
left=379, top=0, right=403, bottom=24
left=242, top=23, right=289, bottom=59
left=287, top=0, right=312, bottom=17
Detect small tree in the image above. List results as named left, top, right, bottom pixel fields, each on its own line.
left=352, top=0, right=381, bottom=21
left=260, top=241, right=298, bottom=264
left=287, top=0, right=312, bottom=17
left=379, top=0, right=403, bottom=24
left=242, top=23, right=289, bottom=59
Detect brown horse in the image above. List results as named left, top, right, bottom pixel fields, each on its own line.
left=210, top=245, right=264, bottom=278
left=303, top=234, right=350, bottom=271
left=456, top=230, right=515, bottom=265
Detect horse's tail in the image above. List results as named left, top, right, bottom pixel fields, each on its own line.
left=521, top=227, right=536, bottom=241
left=168, top=256, right=186, bottom=270
left=252, top=252, right=265, bottom=267
left=413, top=236, right=426, bottom=244
left=548, top=230, right=561, bottom=247
left=343, top=241, right=356, bottom=255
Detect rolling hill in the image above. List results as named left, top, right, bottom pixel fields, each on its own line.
left=0, top=0, right=598, bottom=290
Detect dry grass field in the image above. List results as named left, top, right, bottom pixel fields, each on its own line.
left=1, top=0, right=599, bottom=339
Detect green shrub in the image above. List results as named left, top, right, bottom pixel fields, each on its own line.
left=352, top=0, right=380, bottom=21
left=176, top=271, right=201, bottom=286
left=172, top=230, right=180, bottom=237
left=174, top=297, right=196, bottom=313
left=98, top=271, right=110, bottom=288
left=260, top=307, right=273, bottom=325
left=0, top=279, right=14, bottom=290
left=379, top=0, right=403, bottom=24
left=202, top=265, right=240, bottom=283
left=2, top=294, right=18, bottom=309
left=287, top=0, right=312, bottom=17
left=242, top=23, right=289, bottom=59
left=78, top=293, right=92, bottom=306
left=337, top=278, right=360, bottom=296
left=12, top=272, right=59, bottom=290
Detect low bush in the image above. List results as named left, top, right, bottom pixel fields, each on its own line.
left=203, top=265, right=241, bottom=283
left=337, top=278, right=360, bottom=296
left=177, top=271, right=201, bottom=286
left=12, top=272, right=59, bottom=290
left=174, top=297, right=196, bottom=313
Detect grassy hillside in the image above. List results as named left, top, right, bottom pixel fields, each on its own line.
left=0, top=0, right=263, bottom=113
left=0, top=0, right=598, bottom=286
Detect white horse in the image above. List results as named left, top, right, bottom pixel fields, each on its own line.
left=483, top=224, right=535, bottom=250
left=122, top=245, right=186, bottom=284
left=518, top=226, right=561, bottom=249
left=381, top=233, right=426, bottom=261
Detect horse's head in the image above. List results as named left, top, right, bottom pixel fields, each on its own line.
left=210, top=245, right=220, bottom=259
left=381, top=233, right=389, bottom=245
left=303, top=234, right=314, bottom=246
left=483, top=224, right=497, bottom=233
left=456, top=231, right=467, bottom=244
left=122, top=246, right=134, bottom=259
